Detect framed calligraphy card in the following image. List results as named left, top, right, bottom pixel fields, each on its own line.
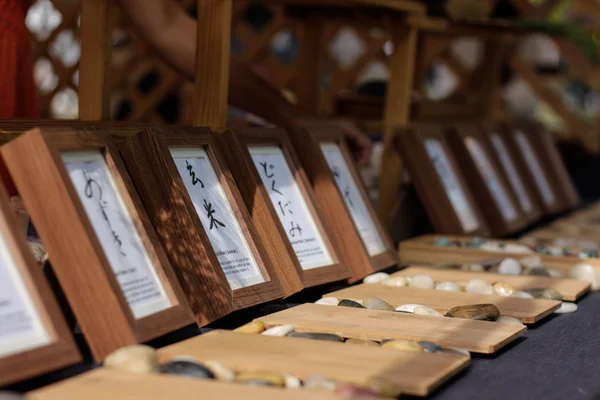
left=303, top=122, right=397, bottom=272
left=446, top=124, right=528, bottom=236
left=0, top=181, right=80, bottom=386
left=120, top=127, right=284, bottom=307
left=395, top=125, right=490, bottom=236
left=219, top=128, right=350, bottom=289
left=0, top=128, right=194, bottom=361
left=498, top=124, right=565, bottom=215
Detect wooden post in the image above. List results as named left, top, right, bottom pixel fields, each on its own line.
left=479, top=39, right=506, bottom=120
left=295, top=16, right=323, bottom=113
left=192, top=0, right=232, bottom=128
left=378, top=25, right=418, bottom=224
left=79, top=0, right=112, bottom=120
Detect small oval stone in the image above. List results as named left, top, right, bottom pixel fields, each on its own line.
left=234, top=321, right=265, bottom=334
left=569, top=263, right=600, bottom=290
left=435, top=281, right=462, bottom=292
left=363, top=272, right=390, bottom=284
left=104, top=345, right=158, bottom=374
left=262, top=324, right=295, bottom=336
left=338, top=299, right=365, bottom=309
left=236, top=371, right=285, bottom=387
left=287, top=332, right=344, bottom=342
left=395, top=303, right=424, bottom=313
left=204, top=360, right=235, bottom=381
left=519, top=255, right=543, bottom=268
left=465, top=278, right=494, bottom=295
left=315, top=297, right=339, bottom=306
left=524, top=288, right=562, bottom=301
left=304, top=374, right=338, bottom=392
left=363, top=296, right=395, bottom=312
left=554, top=302, right=578, bottom=314
left=496, top=316, right=524, bottom=325
left=460, top=263, right=485, bottom=272
left=345, top=338, right=380, bottom=347
left=512, top=291, right=534, bottom=299
left=498, top=258, right=522, bottom=275
left=408, top=274, right=435, bottom=289
left=418, top=341, right=442, bottom=352
left=283, top=374, right=302, bottom=389
left=547, top=269, right=564, bottom=278
left=413, top=306, right=443, bottom=317
left=381, top=276, right=408, bottom=287
left=445, top=304, right=500, bottom=321
left=158, top=360, right=215, bottom=379
left=433, top=236, right=451, bottom=246
left=381, top=339, right=424, bottom=352
left=363, top=377, right=402, bottom=398
left=493, top=282, right=517, bottom=297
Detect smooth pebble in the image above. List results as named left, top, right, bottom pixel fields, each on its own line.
left=262, top=325, right=295, bottom=336
left=363, top=272, right=390, bottom=284
left=345, top=338, right=380, bottom=347
left=204, top=360, right=235, bottom=381
left=519, top=255, right=543, bottom=268
left=315, top=297, right=339, bottom=306
left=395, top=304, right=424, bottom=313
left=418, top=341, right=442, bottom=352
left=381, top=276, right=408, bottom=287
left=287, top=332, right=344, bottom=342
left=413, top=306, right=443, bottom=317
left=493, top=282, right=517, bottom=297
left=569, top=263, right=600, bottom=291
left=236, top=371, right=284, bottom=387
left=408, top=274, right=435, bottom=289
left=382, top=339, right=424, bottom=352
left=498, top=258, right=522, bottom=275
left=496, top=316, right=524, bottom=325
left=547, top=269, right=564, bottom=278
left=158, top=360, right=215, bottom=379
left=283, top=374, right=302, bottom=389
left=435, top=281, right=461, bottom=292
left=104, top=345, right=158, bottom=374
left=363, top=296, right=395, bottom=312
left=554, top=302, right=578, bottom=314
left=234, top=321, right=265, bottom=334
left=512, top=291, right=534, bottom=299
left=446, top=304, right=500, bottom=321
left=338, top=299, right=365, bottom=309
left=465, top=278, right=494, bottom=295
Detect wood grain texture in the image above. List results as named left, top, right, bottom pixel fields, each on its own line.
left=1, top=128, right=193, bottom=361
left=29, top=369, right=354, bottom=400
left=257, top=303, right=526, bottom=354
left=0, top=182, right=81, bottom=386
left=295, top=17, right=322, bottom=113
left=265, top=0, right=426, bottom=13
left=193, top=0, right=232, bottom=128
left=326, top=283, right=560, bottom=323
left=159, top=330, right=469, bottom=396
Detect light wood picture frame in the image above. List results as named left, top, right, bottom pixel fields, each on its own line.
left=120, top=127, right=285, bottom=308
left=480, top=121, right=542, bottom=224
left=499, top=123, right=565, bottom=215
left=0, top=181, right=81, bottom=386
left=0, top=128, right=194, bottom=361
left=303, top=121, right=397, bottom=272
left=446, top=124, right=528, bottom=236
left=394, top=124, right=490, bottom=236
left=219, top=128, right=350, bottom=288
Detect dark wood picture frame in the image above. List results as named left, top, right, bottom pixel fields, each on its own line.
left=0, top=128, right=194, bottom=361
left=303, top=122, right=397, bottom=272
left=0, top=181, right=81, bottom=386
left=499, top=123, right=565, bottom=215
left=120, top=127, right=285, bottom=306
left=395, top=124, right=490, bottom=236
left=446, top=124, right=528, bottom=236
left=479, top=121, right=542, bottom=224
left=219, top=128, right=351, bottom=289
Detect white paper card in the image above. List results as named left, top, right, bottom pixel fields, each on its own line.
left=320, top=143, right=386, bottom=256
left=464, top=137, right=517, bottom=222
left=171, top=148, right=265, bottom=290
left=490, top=133, right=533, bottom=213
left=424, top=139, right=480, bottom=232
left=250, top=146, right=333, bottom=270
left=0, top=227, right=50, bottom=358
left=514, top=131, right=555, bottom=206
left=63, top=151, right=171, bottom=319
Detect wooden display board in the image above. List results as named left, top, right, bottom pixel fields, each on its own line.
left=399, top=234, right=600, bottom=276
left=120, top=127, right=285, bottom=312
left=499, top=124, right=565, bottom=215
left=480, top=121, right=542, bottom=224
left=304, top=121, right=397, bottom=273
left=0, top=182, right=80, bottom=386
left=158, top=330, right=469, bottom=396
left=326, top=284, right=560, bottom=323
left=257, top=303, right=526, bottom=354
left=394, top=124, right=490, bottom=236
left=446, top=124, right=527, bottom=236
left=218, top=128, right=350, bottom=289
left=0, top=128, right=194, bottom=361
left=393, top=266, right=589, bottom=301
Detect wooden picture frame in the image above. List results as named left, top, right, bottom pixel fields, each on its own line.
left=0, top=181, right=81, bottom=386
left=303, top=122, right=397, bottom=272
left=446, top=124, right=528, bottom=236
left=394, top=124, right=490, bottom=236
left=480, top=121, right=542, bottom=224
left=219, top=128, right=350, bottom=289
left=1, top=128, right=194, bottom=361
left=499, top=123, right=565, bottom=215
left=120, top=127, right=285, bottom=307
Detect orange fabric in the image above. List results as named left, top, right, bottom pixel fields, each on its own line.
left=0, top=0, right=39, bottom=118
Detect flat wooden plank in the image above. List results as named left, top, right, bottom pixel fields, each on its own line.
left=392, top=266, right=589, bottom=302
left=326, top=284, right=560, bottom=323
left=29, top=369, right=351, bottom=400
left=159, top=330, right=469, bottom=396
left=257, top=303, right=526, bottom=354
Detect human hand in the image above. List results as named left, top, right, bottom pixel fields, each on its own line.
left=337, top=119, right=372, bottom=167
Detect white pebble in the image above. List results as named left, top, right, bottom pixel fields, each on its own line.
left=283, top=374, right=302, bottom=389
left=262, top=325, right=295, bottom=336
left=554, top=302, right=578, bottom=314
left=204, top=360, right=235, bottom=381
left=395, top=304, right=425, bottom=313
left=512, top=291, right=534, bottom=299
left=498, top=258, right=522, bottom=275
left=408, top=274, right=435, bottom=289
left=519, top=255, right=543, bottom=268
left=103, top=345, right=158, bottom=374
left=496, top=316, right=524, bottom=325
left=435, top=281, right=461, bottom=292
left=569, top=263, right=600, bottom=291
left=465, top=278, right=494, bottom=295
left=381, top=276, right=408, bottom=287
left=315, top=297, right=339, bottom=306
left=547, top=269, right=564, bottom=278
left=413, top=306, right=443, bottom=317
left=363, top=272, right=390, bottom=284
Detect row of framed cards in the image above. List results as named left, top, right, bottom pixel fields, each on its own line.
left=396, top=122, right=579, bottom=237
left=0, top=123, right=397, bottom=385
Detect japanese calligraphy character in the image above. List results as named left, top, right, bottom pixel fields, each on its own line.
left=203, top=199, right=225, bottom=230
left=259, top=161, right=275, bottom=178
left=332, top=166, right=341, bottom=179
left=186, top=160, right=204, bottom=187
left=277, top=200, right=293, bottom=216
left=271, top=180, right=283, bottom=196
left=289, top=221, right=303, bottom=238
left=343, top=186, right=354, bottom=209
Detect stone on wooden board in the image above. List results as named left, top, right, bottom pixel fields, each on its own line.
left=381, top=276, right=408, bottom=287
left=287, top=332, right=344, bottom=342
left=103, top=345, right=159, bottom=374
left=496, top=316, right=525, bottom=325
left=408, top=274, right=435, bottom=289
left=345, top=338, right=380, bottom=347
left=262, top=325, right=295, bottom=336
left=569, top=263, right=600, bottom=291
left=234, top=321, right=265, bottom=334
left=413, top=306, right=443, bottom=317
left=435, top=281, right=462, bottom=292
left=315, top=297, right=340, bottom=306
left=381, top=339, right=424, bottom=352
left=445, top=304, right=500, bottom=321
left=363, top=296, right=395, bottom=312
left=363, top=272, right=390, bottom=284
left=158, top=359, right=215, bottom=379
left=497, top=258, right=522, bottom=275
left=418, top=341, right=442, bottom=352
left=338, top=299, right=365, bottom=309
left=465, top=278, right=494, bottom=295
left=493, top=282, right=517, bottom=297
left=204, top=360, right=235, bottom=381
left=395, top=303, right=425, bottom=313
left=235, top=371, right=285, bottom=387
left=554, top=302, right=578, bottom=314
